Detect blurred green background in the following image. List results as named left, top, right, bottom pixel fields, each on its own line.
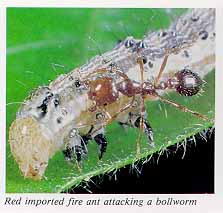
left=6, top=8, right=214, bottom=193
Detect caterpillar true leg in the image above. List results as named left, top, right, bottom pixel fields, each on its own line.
left=90, top=126, right=108, bottom=160
left=63, top=128, right=88, bottom=166
left=118, top=111, right=154, bottom=147
left=134, top=116, right=154, bottom=147
left=62, top=147, right=73, bottom=161
left=94, top=133, right=108, bottom=160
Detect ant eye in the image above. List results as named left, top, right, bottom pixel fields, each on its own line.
left=175, top=69, right=202, bottom=96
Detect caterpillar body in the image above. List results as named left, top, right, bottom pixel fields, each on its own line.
left=9, top=8, right=215, bottom=180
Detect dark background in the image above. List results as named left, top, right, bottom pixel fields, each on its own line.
left=68, top=129, right=214, bottom=194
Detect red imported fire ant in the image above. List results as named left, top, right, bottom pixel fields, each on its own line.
left=63, top=47, right=210, bottom=165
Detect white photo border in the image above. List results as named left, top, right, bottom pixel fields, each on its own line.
left=1, top=0, right=223, bottom=212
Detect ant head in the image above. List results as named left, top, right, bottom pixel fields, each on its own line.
left=174, top=69, right=202, bottom=96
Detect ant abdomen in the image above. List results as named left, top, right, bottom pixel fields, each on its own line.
left=174, top=69, right=202, bottom=96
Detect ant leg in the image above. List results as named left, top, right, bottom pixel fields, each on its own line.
left=90, top=96, right=136, bottom=137
left=136, top=112, right=143, bottom=155
left=86, top=92, right=138, bottom=159
left=86, top=97, right=136, bottom=160
left=136, top=57, right=146, bottom=156
left=154, top=55, right=169, bottom=86
left=154, top=93, right=211, bottom=122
